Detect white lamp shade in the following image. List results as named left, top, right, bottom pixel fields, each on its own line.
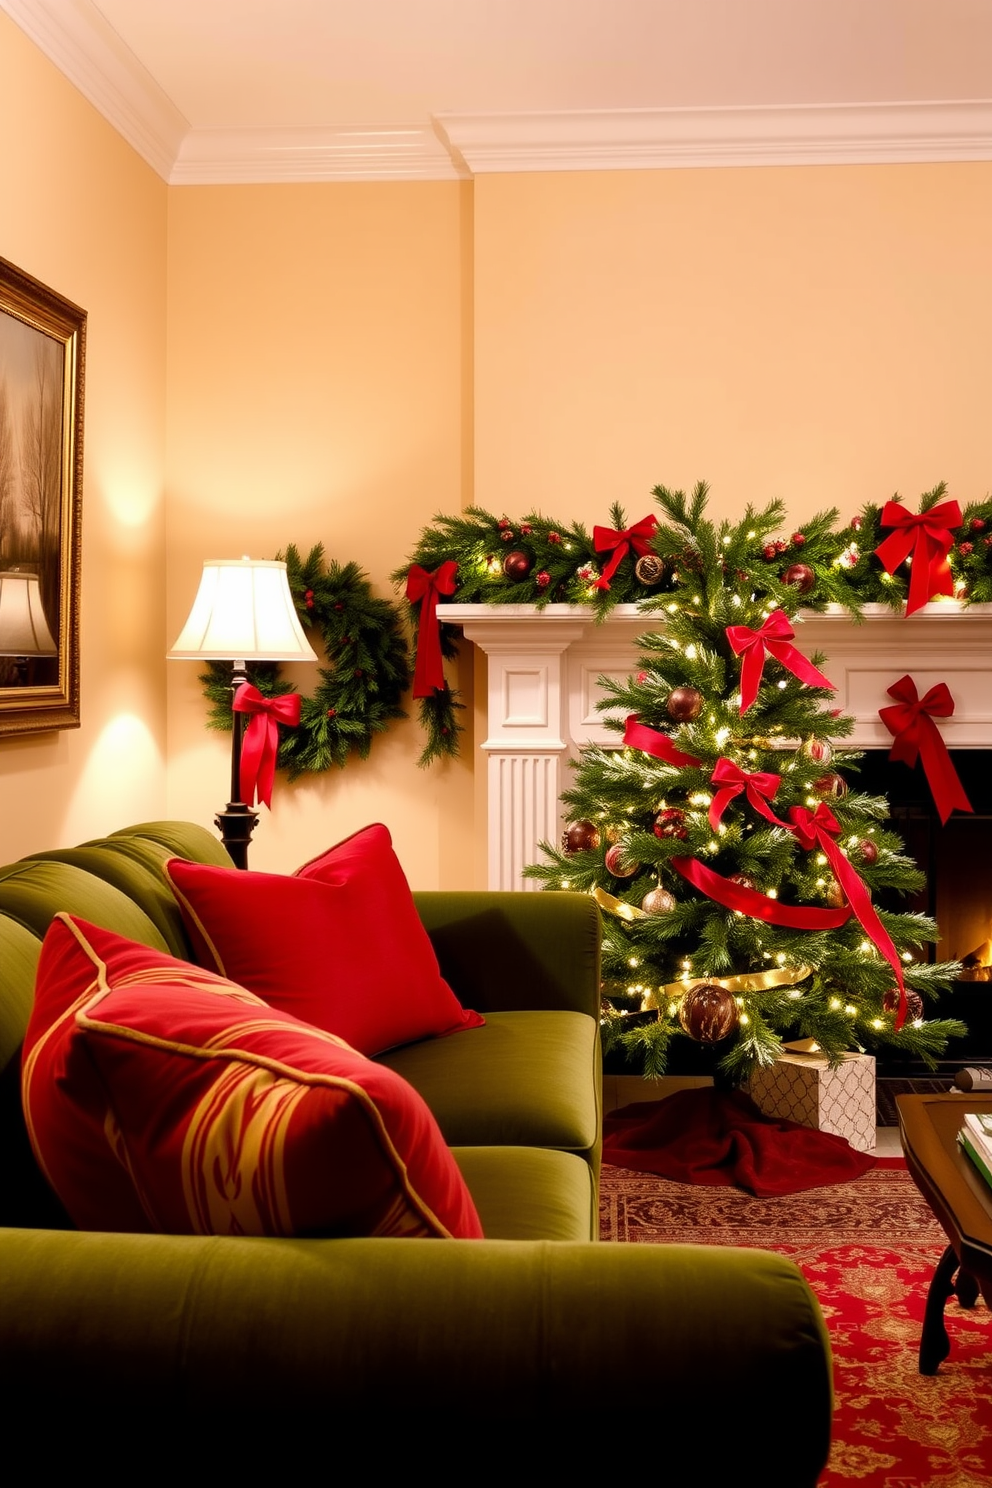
left=168, top=559, right=319, bottom=662
left=0, top=571, right=58, bottom=657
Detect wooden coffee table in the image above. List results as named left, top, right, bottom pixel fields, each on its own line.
left=897, top=1093, right=992, bottom=1374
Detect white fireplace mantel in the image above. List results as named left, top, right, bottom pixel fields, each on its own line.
left=443, top=601, right=992, bottom=891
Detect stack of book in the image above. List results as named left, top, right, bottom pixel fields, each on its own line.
left=958, top=1111, right=992, bottom=1188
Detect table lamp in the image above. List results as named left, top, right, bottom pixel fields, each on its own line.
left=0, top=570, right=58, bottom=684
left=169, top=557, right=317, bottom=867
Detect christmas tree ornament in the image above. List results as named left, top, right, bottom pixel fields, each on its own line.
left=653, top=808, right=688, bottom=841
left=641, top=886, right=676, bottom=916
left=801, top=737, right=833, bottom=766
left=502, top=549, right=533, bottom=580
left=535, top=570, right=551, bottom=589
left=813, top=771, right=848, bottom=799
left=678, top=983, right=740, bottom=1043
left=604, top=843, right=639, bottom=877
left=562, top=820, right=601, bottom=854
left=634, top=553, right=665, bottom=586
left=885, top=987, right=924, bottom=1021
left=824, top=877, right=846, bottom=908
left=726, top=613, right=835, bottom=715
left=781, top=562, right=815, bottom=595
left=604, top=825, right=623, bottom=844
left=857, top=839, right=879, bottom=866
left=666, top=685, right=704, bottom=723
left=592, top=513, right=659, bottom=591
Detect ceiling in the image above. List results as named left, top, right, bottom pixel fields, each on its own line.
left=4, top=0, right=992, bottom=181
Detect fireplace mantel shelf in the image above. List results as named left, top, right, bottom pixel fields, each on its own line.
left=441, top=600, right=992, bottom=889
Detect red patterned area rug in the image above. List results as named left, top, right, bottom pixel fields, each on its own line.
left=600, top=1163, right=992, bottom=1486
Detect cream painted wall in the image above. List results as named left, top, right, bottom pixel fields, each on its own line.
left=474, top=165, right=992, bottom=529
left=165, top=182, right=478, bottom=886
left=0, top=14, right=168, bottom=862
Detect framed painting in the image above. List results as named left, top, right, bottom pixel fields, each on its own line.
left=0, top=256, right=85, bottom=735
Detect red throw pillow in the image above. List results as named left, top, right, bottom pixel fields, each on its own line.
left=22, top=915, right=483, bottom=1240
left=165, top=824, right=483, bottom=1056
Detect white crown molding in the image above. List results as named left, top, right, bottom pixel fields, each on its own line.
left=1, top=0, right=187, bottom=180
left=436, top=101, right=992, bottom=173
left=170, top=126, right=465, bottom=185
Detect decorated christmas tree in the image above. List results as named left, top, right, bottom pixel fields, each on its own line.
left=528, top=484, right=965, bottom=1080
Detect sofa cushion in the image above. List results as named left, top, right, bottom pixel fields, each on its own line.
left=377, top=1009, right=601, bottom=1162
left=22, top=915, right=483, bottom=1240
left=452, top=1146, right=596, bottom=1242
left=165, top=824, right=483, bottom=1057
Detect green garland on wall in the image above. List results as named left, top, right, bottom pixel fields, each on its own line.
left=202, top=543, right=411, bottom=777
left=398, top=482, right=992, bottom=764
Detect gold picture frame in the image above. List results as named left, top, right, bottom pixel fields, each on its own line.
left=0, top=256, right=85, bottom=735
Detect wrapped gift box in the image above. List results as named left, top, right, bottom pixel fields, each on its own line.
left=748, top=1050, right=876, bottom=1154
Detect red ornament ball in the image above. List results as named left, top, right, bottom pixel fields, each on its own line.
left=813, top=772, right=848, bottom=800
left=791, top=532, right=806, bottom=546
left=666, top=686, right=704, bottom=723
left=850, top=515, right=863, bottom=531
left=884, top=987, right=924, bottom=1022
left=762, top=544, right=777, bottom=561
left=604, top=843, right=639, bottom=878
left=502, top=549, right=533, bottom=579
left=535, top=570, right=551, bottom=588
left=634, top=553, right=665, bottom=586
left=641, top=886, right=676, bottom=916
left=970, top=518, right=986, bottom=532
left=678, top=983, right=740, bottom=1044
left=801, top=737, right=833, bottom=766
left=562, top=820, right=601, bottom=854
left=653, top=808, right=688, bottom=841
left=857, top=839, right=879, bottom=866
left=781, top=562, right=815, bottom=595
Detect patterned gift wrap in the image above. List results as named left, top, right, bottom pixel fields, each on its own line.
left=748, top=1051, right=876, bottom=1154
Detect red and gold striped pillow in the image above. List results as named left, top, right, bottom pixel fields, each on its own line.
left=22, top=915, right=483, bottom=1240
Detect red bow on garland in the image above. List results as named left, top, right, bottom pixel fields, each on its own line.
left=592, top=515, right=659, bottom=591
left=873, top=499, right=962, bottom=617
left=788, top=803, right=908, bottom=1028
left=623, top=713, right=701, bottom=768
left=707, top=758, right=789, bottom=833
left=726, top=611, right=835, bottom=714
left=406, top=560, right=458, bottom=698
left=232, top=683, right=302, bottom=809
left=878, top=674, right=973, bottom=826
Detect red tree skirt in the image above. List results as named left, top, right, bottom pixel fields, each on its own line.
left=603, top=1087, right=874, bottom=1196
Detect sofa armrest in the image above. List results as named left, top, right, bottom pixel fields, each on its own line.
left=413, top=890, right=600, bottom=1017
left=0, top=1228, right=830, bottom=1481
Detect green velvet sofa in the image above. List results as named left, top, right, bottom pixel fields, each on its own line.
left=0, top=821, right=832, bottom=1476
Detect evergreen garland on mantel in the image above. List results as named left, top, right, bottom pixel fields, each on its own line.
left=399, top=482, right=992, bottom=763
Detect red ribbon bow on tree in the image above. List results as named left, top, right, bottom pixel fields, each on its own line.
left=708, top=758, right=789, bottom=832
left=232, top=683, right=302, bottom=810
left=592, top=515, right=659, bottom=590
left=788, top=802, right=908, bottom=1028
left=623, top=713, right=701, bottom=768
left=726, top=611, right=835, bottom=714
left=878, top=674, right=973, bottom=826
left=873, top=499, right=962, bottom=617
left=406, top=560, right=458, bottom=698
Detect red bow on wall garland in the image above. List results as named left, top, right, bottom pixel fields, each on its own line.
left=623, top=713, right=701, bottom=767
left=707, top=758, right=789, bottom=832
left=873, top=499, right=962, bottom=617
left=406, top=560, right=458, bottom=698
left=725, top=611, right=835, bottom=714
left=788, top=803, right=908, bottom=1029
left=878, top=674, right=973, bottom=825
left=592, top=515, right=659, bottom=590
left=232, top=683, right=302, bottom=809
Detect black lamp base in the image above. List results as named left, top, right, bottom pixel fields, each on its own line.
left=215, top=801, right=258, bottom=870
